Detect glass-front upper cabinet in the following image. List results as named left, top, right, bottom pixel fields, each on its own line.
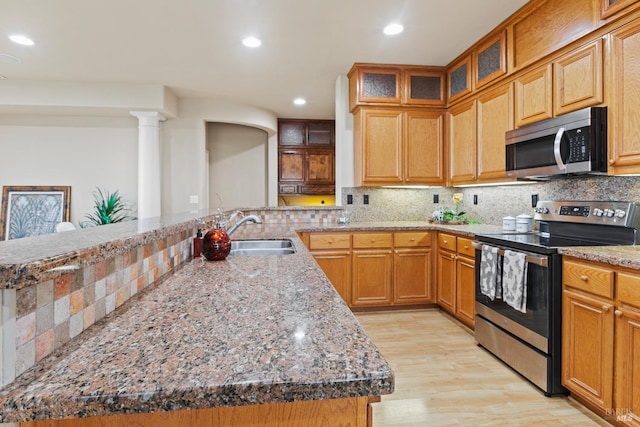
left=447, top=55, right=472, bottom=103
left=474, top=30, right=507, bottom=89
left=403, top=68, right=445, bottom=106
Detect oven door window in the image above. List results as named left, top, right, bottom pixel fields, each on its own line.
left=475, top=257, right=550, bottom=338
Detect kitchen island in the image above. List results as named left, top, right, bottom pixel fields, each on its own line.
left=0, top=223, right=393, bottom=426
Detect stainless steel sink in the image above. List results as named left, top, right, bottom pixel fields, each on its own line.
left=229, top=239, right=296, bottom=256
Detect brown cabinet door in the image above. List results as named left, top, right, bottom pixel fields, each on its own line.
left=514, top=63, right=553, bottom=127
left=456, top=255, right=476, bottom=329
left=474, top=29, right=507, bottom=89
left=307, top=121, right=334, bottom=146
left=278, top=151, right=304, bottom=182
left=354, top=109, right=403, bottom=186
left=312, top=251, right=352, bottom=305
left=448, top=55, right=472, bottom=102
left=448, top=100, right=477, bottom=185
left=306, top=150, right=334, bottom=184
left=356, top=67, right=402, bottom=105
left=562, top=288, right=614, bottom=411
left=393, top=248, right=434, bottom=304
left=437, top=249, right=457, bottom=315
left=403, top=69, right=445, bottom=106
left=615, top=306, right=640, bottom=426
left=352, top=250, right=393, bottom=307
left=554, top=40, right=603, bottom=116
left=278, top=121, right=305, bottom=146
left=608, top=20, right=640, bottom=175
left=477, top=83, right=513, bottom=183
left=404, top=110, right=445, bottom=185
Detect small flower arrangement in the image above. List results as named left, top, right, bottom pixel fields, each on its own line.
left=430, top=193, right=480, bottom=224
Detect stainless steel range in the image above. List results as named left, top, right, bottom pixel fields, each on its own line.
left=474, top=200, right=640, bottom=396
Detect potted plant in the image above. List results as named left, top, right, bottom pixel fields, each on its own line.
left=80, top=187, right=132, bottom=227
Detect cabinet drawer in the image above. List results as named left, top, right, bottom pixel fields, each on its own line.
left=457, top=237, right=475, bottom=258
left=563, top=260, right=614, bottom=299
left=438, top=233, right=457, bottom=251
left=394, top=231, right=431, bottom=247
left=617, top=272, right=640, bottom=308
left=309, top=233, right=351, bottom=250
left=353, top=232, right=393, bottom=249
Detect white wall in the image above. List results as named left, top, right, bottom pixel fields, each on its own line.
left=0, top=115, right=138, bottom=227
left=335, top=75, right=354, bottom=205
left=206, top=123, right=268, bottom=208
left=162, top=98, right=278, bottom=214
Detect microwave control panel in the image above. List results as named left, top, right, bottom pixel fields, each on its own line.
left=566, top=127, right=590, bottom=163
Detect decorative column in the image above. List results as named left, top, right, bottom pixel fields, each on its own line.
left=131, top=111, right=165, bottom=219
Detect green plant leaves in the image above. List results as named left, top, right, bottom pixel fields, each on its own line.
left=81, top=187, right=131, bottom=227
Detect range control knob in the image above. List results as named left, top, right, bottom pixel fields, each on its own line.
left=615, top=209, right=627, bottom=218
left=604, top=209, right=615, bottom=217
left=535, top=207, right=550, bottom=214
left=593, top=208, right=604, bottom=217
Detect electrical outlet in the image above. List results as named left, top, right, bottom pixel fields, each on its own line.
left=363, top=195, right=369, bottom=205
left=189, top=195, right=198, bottom=204
left=347, top=194, right=353, bottom=205
left=473, top=194, right=478, bottom=205
left=532, top=194, right=539, bottom=208
left=433, top=194, right=439, bottom=204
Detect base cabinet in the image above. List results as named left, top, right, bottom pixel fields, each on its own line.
left=306, top=231, right=435, bottom=308
left=562, top=258, right=640, bottom=425
left=436, top=233, right=476, bottom=329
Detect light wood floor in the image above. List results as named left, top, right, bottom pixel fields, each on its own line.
left=356, top=309, right=612, bottom=427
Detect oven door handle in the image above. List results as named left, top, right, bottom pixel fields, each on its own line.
left=472, top=241, right=548, bottom=268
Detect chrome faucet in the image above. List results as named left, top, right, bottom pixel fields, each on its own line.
left=226, top=213, right=262, bottom=235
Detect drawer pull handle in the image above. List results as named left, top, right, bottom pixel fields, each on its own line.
left=580, top=275, right=588, bottom=281
left=615, top=310, right=623, bottom=317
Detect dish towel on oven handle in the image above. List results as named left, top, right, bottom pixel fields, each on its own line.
left=480, top=244, right=502, bottom=300
left=502, top=249, right=528, bottom=313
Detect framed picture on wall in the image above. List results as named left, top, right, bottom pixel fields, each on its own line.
left=0, top=186, right=71, bottom=240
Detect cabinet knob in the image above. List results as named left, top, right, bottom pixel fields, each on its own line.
left=410, top=238, right=415, bottom=242
left=609, top=159, right=615, bottom=165
left=371, top=239, right=375, bottom=243
left=463, top=245, right=469, bottom=250
left=615, top=309, right=623, bottom=317
left=451, top=254, right=456, bottom=259
left=602, top=305, right=610, bottom=312
left=443, top=240, right=448, bottom=244
left=580, top=275, right=588, bottom=281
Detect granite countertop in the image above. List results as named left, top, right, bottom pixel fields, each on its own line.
left=0, top=232, right=394, bottom=422
left=293, top=220, right=504, bottom=237
left=559, top=245, right=640, bottom=270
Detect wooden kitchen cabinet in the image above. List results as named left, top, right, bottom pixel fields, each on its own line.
left=514, top=63, right=553, bottom=127
left=393, top=232, right=434, bottom=304
left=608, top=20, right=640, bottom=175
left=348, top=63, right=446, bottom=111
left=277, top=119, right=335, bottom=195
left=306, top=230, right=436, bottom=309
left=562, top=287, right=614, bottom=410
left=448, top=55, right=472, bottom=103
left=352, top=233, right=393, bottom=307
left=474, top=29, right=507, bottom=89
left=353, top=108, right=445, bottom=186
left=477, top=83, right=514, bottom=182
left=554, top=40, right=603, bottom=116
left=308, top=233, right=351, bottom=304
left=562, top=257, right=640, bottom=424
left=448, top=100, right=477, bottom=185
left=437, top=233, right=476, bottom=329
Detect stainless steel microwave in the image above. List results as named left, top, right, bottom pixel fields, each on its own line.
left=505, top=106, right=607, bottom=180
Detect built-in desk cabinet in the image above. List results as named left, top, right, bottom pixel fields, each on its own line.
left=562, top=257, right=640, bottom=425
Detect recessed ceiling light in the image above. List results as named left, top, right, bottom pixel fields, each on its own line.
left=293, top=98, right=306, bottom=106
left=9, top=34, right=34, bottom=46
left=383, top=23, right=404, bottom=35
left=0, top=53, right=21, bottom=64
left=242, top=37, right=262, bottom=48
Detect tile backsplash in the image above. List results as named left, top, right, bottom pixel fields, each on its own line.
left=341, top=175, right=640, bottom=225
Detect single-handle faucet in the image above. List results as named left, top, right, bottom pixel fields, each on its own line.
left=226, top=213, right=262, bottom=235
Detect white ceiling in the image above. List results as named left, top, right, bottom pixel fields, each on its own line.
left=0, top=0, right=529, bottom=119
